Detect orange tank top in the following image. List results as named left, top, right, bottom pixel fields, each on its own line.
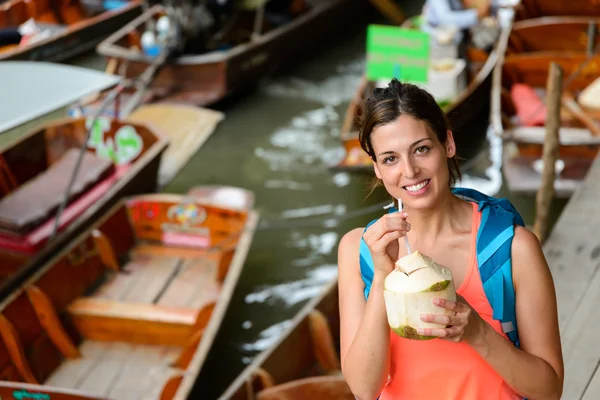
left=379, top=202, right=523, bottom=400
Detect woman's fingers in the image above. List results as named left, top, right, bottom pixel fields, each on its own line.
left=418, top=325, right=463, bottom=338
left=420, top=313, right=458, bottom=326
left=364, top=213, right=410, bottom=246
left=372, top=230, right=404, bottom=253
left=433, top=297, right=471, bottom=314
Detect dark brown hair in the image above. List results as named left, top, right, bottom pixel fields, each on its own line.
left=358, top=78, right=462, bottom=187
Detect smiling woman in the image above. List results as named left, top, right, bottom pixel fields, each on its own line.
left=337, top=78, right=564, bottom=400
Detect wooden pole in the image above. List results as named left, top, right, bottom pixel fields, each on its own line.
left=534, top=62, right=563, bottom=243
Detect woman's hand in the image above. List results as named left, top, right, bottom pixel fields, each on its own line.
left=417, top=295, right=488, bottom=345
left=362, top=212, right=411, bottom=276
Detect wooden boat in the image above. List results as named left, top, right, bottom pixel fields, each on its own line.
left=218, top=279, right=351, bottom=400
left=506, top=17, right=600, bottom=55
left=514, top=0, right=600, bottom=21
left=78, top=0, right=369, bottom=115
left=0, top=185, right=258, bottom=400
left=0, top=0, right=141, bottom=62
left=0, top=116, right=168, bottom=290
left=333, top=16, right=506, bottom=172
left=493, top=17, right=600, bottom=197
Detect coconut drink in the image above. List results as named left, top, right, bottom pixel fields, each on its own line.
left=383, top=250, right=457, bottom=340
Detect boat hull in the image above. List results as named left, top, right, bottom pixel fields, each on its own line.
left=94, top=0, right=370, bottom=108
left=0, top=187, right=258, bottom=400
left=218, top=280, right=345, bottom=400
left=493, top=17, right=600, bottom=197
left=0, top=2, right=142, bottom=62
left=0, top=116, right=168, bottom=300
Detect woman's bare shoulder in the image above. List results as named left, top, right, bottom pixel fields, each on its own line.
left=511, top=225, right=553, bottom=289
left=338, top=228, right=364, bottom=253
left=337, top=228, right=365, bottom=269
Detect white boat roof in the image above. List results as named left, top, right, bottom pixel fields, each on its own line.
left=0, top=61, right=120, bottom=133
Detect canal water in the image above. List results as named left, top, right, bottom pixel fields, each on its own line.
left=1, top=3, right=569, bottom=398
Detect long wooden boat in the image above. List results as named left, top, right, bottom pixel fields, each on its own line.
left=0, top=185, right=258, bottom=400
left=514, top=0, right=600, bottom=21
left=0, top=0, right=141, bottom=62
left=493, top=17, right=600, bottom=197
left=333, top=15, right=507, bottom=172
left=0, top=116, right=168, bottom=290
left=77, top=0, right=369, bottom=116
left=218, top=279, right=351, bottom=400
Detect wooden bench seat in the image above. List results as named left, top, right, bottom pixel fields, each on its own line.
left=0, top=148, right=114, bottom=236
left=66, top=248, right=220, bottom=346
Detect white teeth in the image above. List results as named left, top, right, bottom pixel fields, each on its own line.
left=406, top=180, right=428, bottom=192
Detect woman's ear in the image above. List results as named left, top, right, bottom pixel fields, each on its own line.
left=445, top=130, right=456, bottom=158
left=373, top=161, right=382, bottom=179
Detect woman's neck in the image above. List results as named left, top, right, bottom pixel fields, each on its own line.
left=403, top=190, right=469, bottom=242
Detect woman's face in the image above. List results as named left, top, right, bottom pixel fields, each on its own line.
left=370, top=114, right=456, bottom=211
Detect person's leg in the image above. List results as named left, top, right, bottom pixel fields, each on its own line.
left=0, top=28, right=22, bottom=47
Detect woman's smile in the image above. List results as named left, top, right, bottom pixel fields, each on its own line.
left=403, top=179, right=431, bottom=196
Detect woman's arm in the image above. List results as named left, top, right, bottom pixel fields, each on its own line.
left=338, top=228, right=391, bottom=400
left=470, top=226, right=564, bottom=399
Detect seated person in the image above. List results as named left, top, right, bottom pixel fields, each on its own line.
left=422, top=0, right=499, bottom=54
left=421, top=0, right=493, bottom=43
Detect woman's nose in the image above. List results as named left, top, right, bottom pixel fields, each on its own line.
left=402, top=157, right=419, bottom=178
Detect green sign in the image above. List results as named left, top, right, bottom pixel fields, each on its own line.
left=366, top=24, right=430, bottom=83
left=86, top=117, right=143, bottom=165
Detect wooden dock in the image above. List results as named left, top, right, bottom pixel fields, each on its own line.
left=543, top=153, right=600, bottom=399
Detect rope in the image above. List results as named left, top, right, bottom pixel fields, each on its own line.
left=48, top=44, right=174, bottom=243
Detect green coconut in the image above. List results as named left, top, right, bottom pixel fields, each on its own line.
left=383, top=250, right=457, bottom=340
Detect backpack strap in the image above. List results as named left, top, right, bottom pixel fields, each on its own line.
left=475, top=203, right=523, bottom=348
left=453, top=187, right=525, bottom=348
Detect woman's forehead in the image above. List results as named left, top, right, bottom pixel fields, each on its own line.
left=371, top=116, right=436, bottom=150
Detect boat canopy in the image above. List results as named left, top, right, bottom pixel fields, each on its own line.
left=0, top=61, right=120, bottom=133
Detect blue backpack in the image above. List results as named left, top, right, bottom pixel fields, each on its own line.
left=359, top=187, right=525, bottom=348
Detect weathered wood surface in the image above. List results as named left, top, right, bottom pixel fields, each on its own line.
left=543, top=153, right=600, bottom=398
left=127, top=104, right=225, bottom=188
left=534, top=62, right=562, bottom=242
left=46, top=341, right=181, bottom=399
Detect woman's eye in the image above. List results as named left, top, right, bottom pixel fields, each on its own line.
left=415, top=146, right=430, bottom=154
left=383, top=156, right=397, bottom=164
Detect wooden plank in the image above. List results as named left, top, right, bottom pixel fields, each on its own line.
left=67, top=298, right=197, bottom=346
left=544, top=154, right=600, bottom=327
left=0, top=381, right=108, bottom=400
left=582, top=366, right=600, bottom=400
left=543, top=155, right=600, bottom=398
left=133, top=244, right=217, bottom=260
left=507, top=126, right=600, bottom=146
left=44, top=342, right=109, bottom=389
left=561, top=266, right=600, bottom=399
left=121, top=255, right=181, bottom=303
left=107, top=344, right=181, bottom=399
left=76, top=342, right=133, bottom=396
left=158, top=258, right=219, bottom=308
left=93, top=253, right=180, bottom=302
left=127, top=104, right=224, bottom=188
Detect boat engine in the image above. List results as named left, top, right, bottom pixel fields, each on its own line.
left=142, top=0, right=236, bottom=56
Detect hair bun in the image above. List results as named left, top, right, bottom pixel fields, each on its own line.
left=388, top=78, right=403, bottom=97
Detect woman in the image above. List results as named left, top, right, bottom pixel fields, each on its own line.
left=337, top=79, right=564, bottom=400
